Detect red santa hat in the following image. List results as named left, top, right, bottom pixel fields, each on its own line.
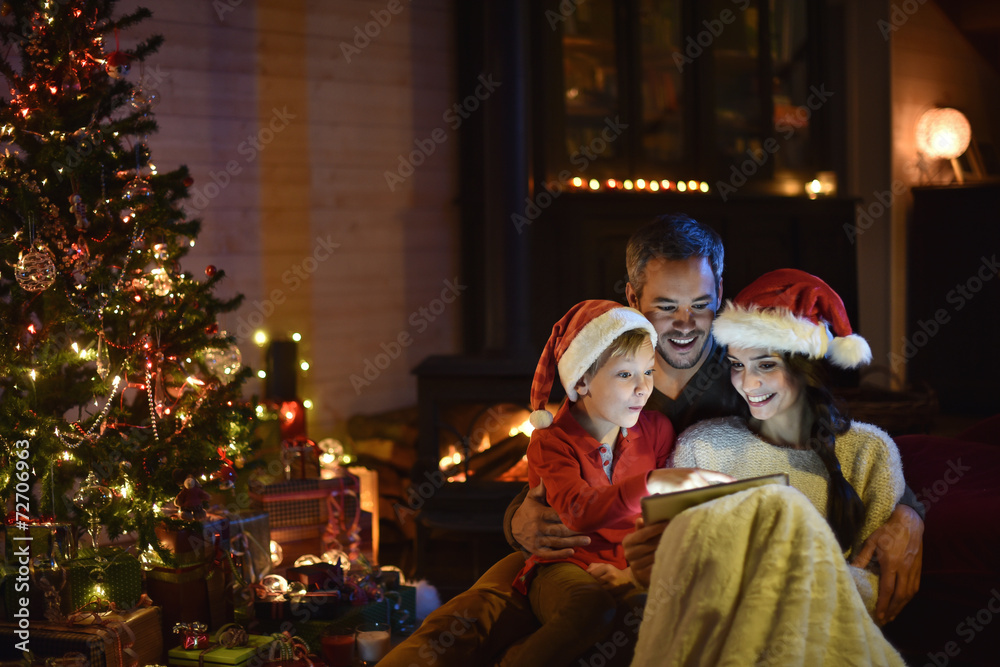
left=711, top=268, right=871, bottom=369
left=529, top=300, right=658, bottom=429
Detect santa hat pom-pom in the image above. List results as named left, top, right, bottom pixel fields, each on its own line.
left=529, top=409, right=553, bottom=430
left=828, top=333, right=872, bottom=369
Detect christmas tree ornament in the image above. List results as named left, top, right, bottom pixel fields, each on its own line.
left=134, top=142, right=151, bottom=166
left=73, top=471, right=112, bottom=557
left=321, top=549, right=352, bottom=571
left=152, top=242, right=168, bottom=261
left=182, top=176, right=194, bottom=187
left=202, top=341, right=242, bottom=385
left=69, top=235, right=91, bottom=280
left=137, top=550, right=156, bottom=572
left=61, top=69, right=82, bottom=93
left=174, top=477, right=210, bottom=519
left=95, top=335, right=110, bottom=379
left=205, top=322, right=219, bottom=335
left=16, top=246, right=57, bottom=292
left=269, top=541, right=284, bottom=566
left=205, top=264, right=216, bottom=278
left=123, top=176, right=151, bottom=200
left=150, top=269, right=172, bottom=297
left=119, top=206, right=134, bottom=223
left=213, top=464, right=236, bottom=490
left=128, top=87, right=157, bottom=111
left=68, top=193, right=89, bottom=230
left=105, top=50, right=131, bottom=78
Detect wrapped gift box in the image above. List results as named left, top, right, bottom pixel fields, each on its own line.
left=0, top=605, right=162, bottom=666
left=167, top=633, right=273, bottom=666
left=249, top=476, right=353, bottom=528
left=227, top=510, right=271, bottom=583
left=149, top=514, right=242, bottom=631
left=254, top=584, right=416, bottom=649
left=156, top=514, right=230, bottom=563
left=65, top=548, right=142, bottom=613
left=146, top=557, right=230, bottom=632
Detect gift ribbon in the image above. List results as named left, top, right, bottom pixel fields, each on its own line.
left=43, top=652, right=88, bottom=666
left=174, top=621, right=209, bottom=649
left=215, top=622, right=248, bottom=649
left=281, top=437, right=319, bottom=479
left=322, top=477, right=361, bottom=554
left=268, top=630, right=313, bottom=664
left=63, top=605, right=140, bottom=667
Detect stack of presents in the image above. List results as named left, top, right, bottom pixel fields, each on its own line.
left=0, top=402, right=416, bottom=666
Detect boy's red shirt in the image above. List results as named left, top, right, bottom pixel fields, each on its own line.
left=513, top=401, right=675, bottom=593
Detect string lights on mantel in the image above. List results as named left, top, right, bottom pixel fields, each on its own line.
left=565, top=177, right=711, bottom=194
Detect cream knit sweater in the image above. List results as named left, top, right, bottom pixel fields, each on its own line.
left=670, top=416, right=905, bottom=612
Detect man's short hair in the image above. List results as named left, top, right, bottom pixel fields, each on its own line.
left=625, top=214, right=725, bottom=299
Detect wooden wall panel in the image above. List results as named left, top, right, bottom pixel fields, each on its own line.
left=120, top=0, right=459, bottom=433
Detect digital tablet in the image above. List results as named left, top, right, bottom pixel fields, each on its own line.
left=641, top=473, right=790, bottom=524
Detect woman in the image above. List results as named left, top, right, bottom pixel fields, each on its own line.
left=631, top=269, right=907, bottom=666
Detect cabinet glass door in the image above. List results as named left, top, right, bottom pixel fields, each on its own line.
left=562, top=1, right=622, bottom=173
left=639, top=0, right=685, bottom=167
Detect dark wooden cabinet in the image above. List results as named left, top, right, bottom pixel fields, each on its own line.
left=907, top=184, right=1000, bottom=416
left=526, top=191, right=860, bottom=350
left=534, top=0, right=839, bottom=188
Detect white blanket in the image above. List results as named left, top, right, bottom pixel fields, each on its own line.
left=631, top=486, right=906, bottom=666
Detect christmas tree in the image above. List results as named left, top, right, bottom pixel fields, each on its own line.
left=0, top=0, right=256, bottom=553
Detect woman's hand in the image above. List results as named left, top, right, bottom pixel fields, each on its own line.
left=646, top=467, right=735, bottom=495
left=511, top=480, right=591, bottom=559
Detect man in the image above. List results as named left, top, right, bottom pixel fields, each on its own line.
left=381, top=214, right=923, bottom=666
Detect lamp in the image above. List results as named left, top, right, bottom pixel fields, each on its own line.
left=915, top=107, right=972, bottom=183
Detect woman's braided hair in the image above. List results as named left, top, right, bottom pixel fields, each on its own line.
left=783, top=353, right=866, bottom=551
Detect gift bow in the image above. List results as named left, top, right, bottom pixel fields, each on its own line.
left=44, top=652, right=88, bottom=666
left=268, top=630, right=312, bottom=663
left=64, top=607, right=141, bottom=667
left=215, top=622, right=249, bottom=649
left=174, top=621, right=210, bottom=649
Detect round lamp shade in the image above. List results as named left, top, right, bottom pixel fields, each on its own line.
left=915, top=107, right=971, bottom=159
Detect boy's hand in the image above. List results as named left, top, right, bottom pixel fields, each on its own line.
left=587, top=562, right=635, bottom=593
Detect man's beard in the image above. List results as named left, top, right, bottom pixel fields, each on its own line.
left=657, top=333, right=710, bottom=370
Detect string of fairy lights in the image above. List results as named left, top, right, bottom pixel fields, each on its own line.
left=566, top=176, right=712, bottom=193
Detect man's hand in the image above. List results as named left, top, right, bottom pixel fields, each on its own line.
left=623, top=517, right=667, bottom=588
left=511, top=480, right=590, bottom=560
left=851, top=504, right=924, bottom=625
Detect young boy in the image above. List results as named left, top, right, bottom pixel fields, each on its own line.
left=506, top=300, right=715, bottom=667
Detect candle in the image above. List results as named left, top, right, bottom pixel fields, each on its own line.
left=321, top=631, right=354, bottom=667
left=356, top=627, right=391, bottom=663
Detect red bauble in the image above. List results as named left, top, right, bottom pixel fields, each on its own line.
left=106, top=50, right=131, bottom=79
left=206, top=323, right=219, bottom=335
left=214, top=465, right=237, bottom=490
left=205, top=265, right=217, bottom=278
left=183, top=176, right=194, bottom=187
